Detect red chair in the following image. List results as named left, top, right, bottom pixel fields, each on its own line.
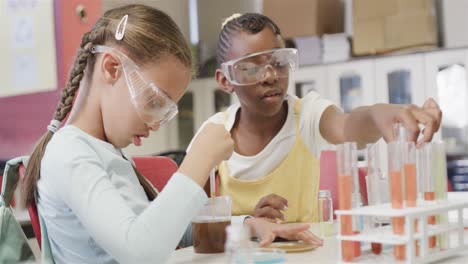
left=132, top=156, right=178, bottom=191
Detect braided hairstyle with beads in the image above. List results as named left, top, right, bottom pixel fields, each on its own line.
left=216, top=13, right=282, bottom=67
left=22, top=4, right=192, bottom=205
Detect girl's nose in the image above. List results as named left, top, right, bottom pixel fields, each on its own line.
left=147, top=121, right=160, bottom=131
left=260, top=64, right=278, bottom=85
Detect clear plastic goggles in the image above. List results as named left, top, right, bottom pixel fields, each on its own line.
left=220, top=48, right=298, bottom=86
left=90, top=45, right=178, bottom=126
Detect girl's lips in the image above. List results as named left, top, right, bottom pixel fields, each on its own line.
left=262, top=90, right=282, bottom=98
left=262, top=91, right=284, bottom=103
left=133, top=136, right=142, bottom=146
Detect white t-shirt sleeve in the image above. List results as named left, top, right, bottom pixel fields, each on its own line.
left=299, top=91, right=335, bottom=157
left=56, top=156, right=207, bottom=263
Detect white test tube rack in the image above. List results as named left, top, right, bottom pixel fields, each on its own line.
left=335, top=199, right=468, bottom=263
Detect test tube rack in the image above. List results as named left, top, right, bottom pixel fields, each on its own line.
left=335, top=199, right=468, bottom=263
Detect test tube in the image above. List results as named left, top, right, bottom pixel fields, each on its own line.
left=404, top=140, right=420, bottom=256
left=434, top=142, right=449, bottom=249
left=366, top=143, right=383, bottom=255
left=404, top=141, right=417, bottom=207
left=421, top=143, right=436, bottom=249
left=337, top=142, right=356, bottom=262
left=351, top=144, right=362, bottom=258
left=388, top=140, right=405, bottom=261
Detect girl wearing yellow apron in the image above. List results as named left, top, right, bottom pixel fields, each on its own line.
left=192, top=13, right=442, bottom=224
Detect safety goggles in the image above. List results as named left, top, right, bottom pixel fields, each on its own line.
left=90, top=45, right=178, bottom=127
left=220, top=48, right=298, bottom=86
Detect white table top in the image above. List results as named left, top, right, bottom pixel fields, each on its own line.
left=168, top=236, right=340, bottom=264
left=169, top=193, right=468, bottom=263
left=168, top=233, right=468, bottom=264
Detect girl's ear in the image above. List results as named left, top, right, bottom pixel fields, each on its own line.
left=100, top=53, right=122, bottom=85
left=216, top=69, right=234, bottom=94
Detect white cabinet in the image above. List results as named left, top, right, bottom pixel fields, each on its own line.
left=326, top=59, right=375, bottom=112
left=423, top=49, right=468, bottom=154
left=425, top=49, right=467, bottom=99
left=291, top=65, right=328, bottom=99
left=375, top=54, right=426, bottom=105
left=424, top=49, right=468, bottom=146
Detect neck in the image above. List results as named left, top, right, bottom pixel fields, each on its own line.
left=236, top=101, right=288, bottom=137
left=70, top=92, right=107, bottom=143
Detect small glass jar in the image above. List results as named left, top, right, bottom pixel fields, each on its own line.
left=318, top=190, right=334, bottom=237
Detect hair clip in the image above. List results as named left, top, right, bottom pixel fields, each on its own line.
left=221, top=13, right=242, bottom=29
left=115, top=14, right=128, bottom=41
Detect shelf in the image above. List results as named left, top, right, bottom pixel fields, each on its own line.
left=339, top=245, right=468, bottom=264
left=335, top=200, right=468, bottom=218
left=337, top=223, right=459, bottom=245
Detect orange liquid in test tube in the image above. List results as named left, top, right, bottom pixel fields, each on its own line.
left=339, top=175, right=354, bottom=262
left=353, top=231, right=361, bottom=257
left=405, top=163, right=419, bottom=256
left=390, top=170, right=404, bottom=209
left=425, top=192, right=436, bottom=248
left=404, top=164, right=417, bottom=207
left=390, top=170, right=405, bottom=261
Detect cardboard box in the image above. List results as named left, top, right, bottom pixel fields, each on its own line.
left=262, top=0, right=344, bottom=38
left=353, top=0, right=397, bottom=20
left=353, top=0, right=437, bottom=55
left=385, top=11, right=437, bottom=49
left=353, top=19, right=385, bottom=55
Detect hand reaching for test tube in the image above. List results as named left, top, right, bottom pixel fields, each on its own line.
left=370, top=98, right=442, bottom=146
left=253, top=194, right=288, bottom=223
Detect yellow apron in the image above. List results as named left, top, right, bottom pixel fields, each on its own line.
left=219, top=99, right=320, bottom=223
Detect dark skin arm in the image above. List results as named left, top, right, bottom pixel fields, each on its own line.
left=320, top=98, right=442, bottom=149
left=254, top=99, right=442, bottom=221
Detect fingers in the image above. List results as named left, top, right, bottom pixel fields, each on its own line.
left=423, top=97, right=439, bottom=109
left=400, top=103, right=440, bottom=146
left=409, top=108, right=437, bottom=146
left=272, top=223, right=323, bottom=247
left=423, top=98, right=442, bottom=132
left=256, top=194, right=288, bottom=210
left=255, top=194, right=288, bottom=222
left=295, top=231, right=323, bottom=247
left=395, top=106, right=420, bottom=142
left=259, top=232, right=276, bottom=247
left=274, top=223, right=310, bottom=238
left=255, top=206, right=285, bottom=222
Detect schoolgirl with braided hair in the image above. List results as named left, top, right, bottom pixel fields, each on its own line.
left=20, top=4, right=233, bottom=263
